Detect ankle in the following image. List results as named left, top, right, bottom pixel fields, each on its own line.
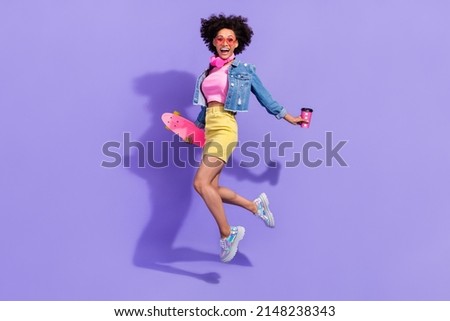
left=220, top=227, right=231, bottom=239
left=249, top=202, right=257, bottom=214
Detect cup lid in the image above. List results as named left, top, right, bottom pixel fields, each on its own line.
left=301, top=108, right=314, bottom=112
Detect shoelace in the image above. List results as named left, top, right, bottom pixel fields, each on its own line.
left=220, top=239, right=229, bottom=250
left=257, top=202, right=270, bottom=223
left=256, top=201, right=265, bottom=215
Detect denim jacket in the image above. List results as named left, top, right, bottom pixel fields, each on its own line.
left=193, top=60, right=287, bottom=128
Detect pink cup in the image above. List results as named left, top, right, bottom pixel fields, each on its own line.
left=300, top=108, right=313, bottom=128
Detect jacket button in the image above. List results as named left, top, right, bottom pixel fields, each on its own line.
left=231, top=83, right=235, bottom=86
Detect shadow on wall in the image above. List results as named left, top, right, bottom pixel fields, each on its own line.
left=130, top=70, right=280, bottom=284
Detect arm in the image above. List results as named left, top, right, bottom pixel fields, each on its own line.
left=193, top=70, right=208, bottom=129
left=250, top=67, right=287, bottom=119
left=194, top=106, right=206, bottom=129
left=250, top=66, right=308, bottom=125
left=283, top=113, right=309, bottom=125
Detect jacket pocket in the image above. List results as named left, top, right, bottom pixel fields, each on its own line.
left=234, top=74, right=251, bottom=108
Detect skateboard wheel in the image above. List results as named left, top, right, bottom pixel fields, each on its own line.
left=173, top=110, right=181, bottom=115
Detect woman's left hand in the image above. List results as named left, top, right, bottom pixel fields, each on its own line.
left=283, top=114, right=309, bottom=126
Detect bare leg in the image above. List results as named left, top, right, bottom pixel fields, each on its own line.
left=211, top=175, right=257, bottom=214
left=193, top=156, right=230, bottom=238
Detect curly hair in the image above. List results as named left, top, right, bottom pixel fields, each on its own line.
left=200, top=14, right=254, bottom=55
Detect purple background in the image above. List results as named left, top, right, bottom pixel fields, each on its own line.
left=1, top=0, right=449, bottom=300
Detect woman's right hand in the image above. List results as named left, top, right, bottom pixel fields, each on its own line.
left=184, top=134, right=194, bottom=144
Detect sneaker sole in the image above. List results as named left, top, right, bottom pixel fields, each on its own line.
left=221, top=226, right=246, bottom=263
left=259, top=193, right=275, bottom=228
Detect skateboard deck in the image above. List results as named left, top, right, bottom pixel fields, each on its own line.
left=161, top=112, right=205, bottom=147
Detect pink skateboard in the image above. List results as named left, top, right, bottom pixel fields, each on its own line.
left=161, top=112, right=205, bottom=147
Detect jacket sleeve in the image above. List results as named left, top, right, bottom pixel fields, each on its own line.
left=194, top=106, right=206, bottom=129
left=250, top=65, right=287, bottom=120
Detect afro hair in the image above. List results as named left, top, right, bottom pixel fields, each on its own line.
left=200, top=14, right=254, bottom=55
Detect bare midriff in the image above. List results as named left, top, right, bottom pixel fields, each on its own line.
left=207, top=101, right=225, bottom=108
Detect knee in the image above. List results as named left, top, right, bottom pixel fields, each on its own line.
left=193, top=177, right=205, bottom=195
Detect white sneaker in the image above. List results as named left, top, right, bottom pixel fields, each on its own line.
left=220, top=226, right=245, bottom=263
left=254, top=193, right=275, bottom=228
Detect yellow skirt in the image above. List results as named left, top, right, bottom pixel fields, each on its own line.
left=203, top=106, right=238, bottom=163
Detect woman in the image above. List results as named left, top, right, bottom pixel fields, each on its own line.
left=192, top=14, right=307, bottom=263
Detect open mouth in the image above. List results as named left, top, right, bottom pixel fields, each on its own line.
left=220, top=47, right=230, bottom=54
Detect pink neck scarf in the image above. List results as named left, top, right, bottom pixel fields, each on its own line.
left=210, top=54, right=235, bottom=68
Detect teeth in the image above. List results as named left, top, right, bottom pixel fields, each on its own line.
left=221, top=48, right=230, bottom=52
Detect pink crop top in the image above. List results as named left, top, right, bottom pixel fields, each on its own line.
left=201, top=65, right=230, bottom=104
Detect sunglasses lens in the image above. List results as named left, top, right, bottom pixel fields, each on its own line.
left=215, top=36, right=235, bottom=45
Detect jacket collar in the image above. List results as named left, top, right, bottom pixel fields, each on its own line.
left=231, top=59, right=240, bottom=67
